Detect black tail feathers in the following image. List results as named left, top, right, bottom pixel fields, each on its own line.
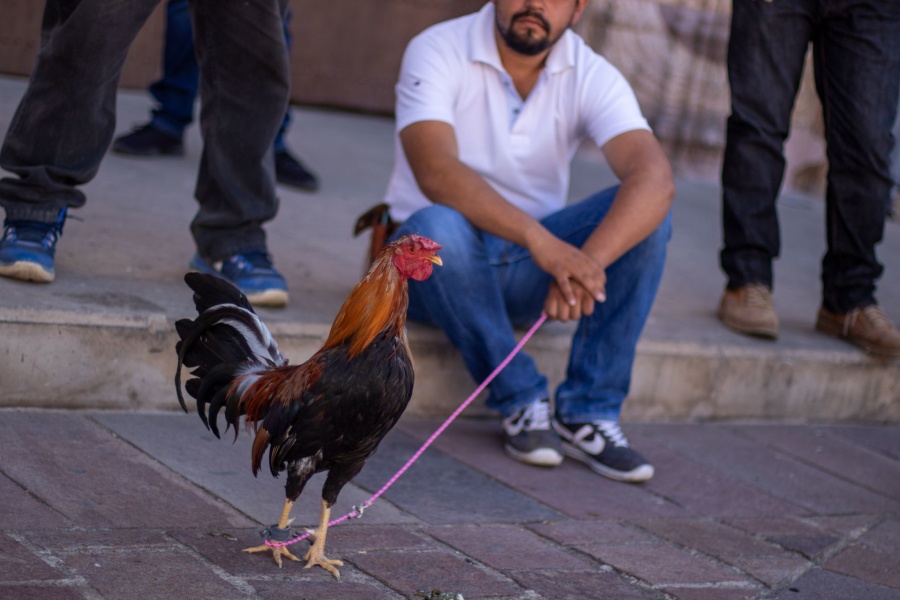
left=175, top=273, right=286, bottom=436
left=185, top=271, right=253, bottom=314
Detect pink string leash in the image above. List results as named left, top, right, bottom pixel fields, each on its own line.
left=264, top=312, right=548, bottom=548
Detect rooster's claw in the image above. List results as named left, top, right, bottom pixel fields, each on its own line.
left=244, top=543, right=300, bottom=568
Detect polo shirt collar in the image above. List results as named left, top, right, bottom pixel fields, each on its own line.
left=469, top=2, right=576, bottom=76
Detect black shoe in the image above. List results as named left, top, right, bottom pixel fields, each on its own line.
left=112, top=124, right=184, bottom=156
left=275, top=150, right=319, bottom=192
left=553, top=419, right=654, bottom=482
left=501, top=398, right=563, bottom=467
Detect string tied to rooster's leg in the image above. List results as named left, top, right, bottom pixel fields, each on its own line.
left=259, top=524, right=297, bottom=543
left=265, top=313, right=548, bottom=549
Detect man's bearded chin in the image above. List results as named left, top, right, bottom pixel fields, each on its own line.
left=497, top=13, right=554, bottom=56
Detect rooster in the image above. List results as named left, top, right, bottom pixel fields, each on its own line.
left=174, top=234, right=441, bottom=579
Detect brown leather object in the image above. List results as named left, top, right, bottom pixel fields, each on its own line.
left=354, top=203, right=400, bottom=265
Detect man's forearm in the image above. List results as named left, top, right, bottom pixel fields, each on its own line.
left=581, top=169, right=674, bottom=269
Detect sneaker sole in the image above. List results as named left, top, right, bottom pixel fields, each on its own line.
left=503, top=444, right=563, bottom=467
left=0, top=261, right=54, bottom=283
left=246, top=289, right=289, bottom=308
left=560, top=441, right=654, bottom=482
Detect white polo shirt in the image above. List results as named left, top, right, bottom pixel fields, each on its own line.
left=383, top=2, right=650, bottom=222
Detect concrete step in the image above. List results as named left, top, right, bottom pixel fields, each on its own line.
left=0, top=75, right=898, bottom=421
left=2, top=304, right=898, bottom=421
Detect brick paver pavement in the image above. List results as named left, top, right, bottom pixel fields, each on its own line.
left=0, top=411, right=898, bottom=599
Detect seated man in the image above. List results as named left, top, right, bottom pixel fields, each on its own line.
left=382, top=0, right=674, bottom=482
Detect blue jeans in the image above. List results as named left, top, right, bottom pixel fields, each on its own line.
left=150, top=0, right=292, bottom=153
left=0, top=0, right=290, bottom=261
left=394, top=187, right=672, bottom=422
left=720, top=0, right=900, bottom=313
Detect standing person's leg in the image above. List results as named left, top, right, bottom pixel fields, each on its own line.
left=112, top=0, right=196, bottom=155
left=273, top=5, right=293, bottom=155
left=812, top=0, right=900, bottom=356
left=148, top=0, right=198, bottom=138
left=717, top=0, right=815, bottom=338
left=891, top=91, right=900, bottom=217
left=188, top=0, right=291, bottom=307
left=0, top=0, right=161, bottom=281
left=270, top=6, right=319, bottom=193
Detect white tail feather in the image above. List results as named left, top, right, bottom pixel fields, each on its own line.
left=207, top=303, right=285, bottom=366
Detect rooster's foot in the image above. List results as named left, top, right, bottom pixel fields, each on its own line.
left=244, top=543, right=300, bottom=568
left=303, top=546, right=343, bottom=580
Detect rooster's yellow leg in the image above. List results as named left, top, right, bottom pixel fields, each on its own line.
left=303, top=499, right=344, bottom=579
left=244, top=499, right=301, bottom=568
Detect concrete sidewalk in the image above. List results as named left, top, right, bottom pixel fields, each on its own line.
left=0, top=410, right=898, bottom=599
left=0, top=74, right=898, bottom=421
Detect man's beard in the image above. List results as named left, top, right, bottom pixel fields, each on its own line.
left=497, top=10, right=561, bottom=56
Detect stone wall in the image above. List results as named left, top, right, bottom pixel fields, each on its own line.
left=291, top=0, right=486, bottom=113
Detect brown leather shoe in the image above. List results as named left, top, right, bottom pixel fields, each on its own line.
left=717, top=284, right=779, bottom=339
left=815, top=305, right=900, bottom=357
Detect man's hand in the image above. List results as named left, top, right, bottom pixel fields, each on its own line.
left=528, top=232, right=607, bottom=314
left=545, top=279, right=602, bottom=321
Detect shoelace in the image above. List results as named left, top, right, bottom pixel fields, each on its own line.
left=3, top=220, right=63, bottom=248
left=522, top=400, right=552, bottom=430
left=228, top=251, right=277, bottom=273
left=594, top=420, right=630, bottom=447
left=743, top=285, right=772, bottom=308
left=858, top=306, right=893, bottom=331
left=3, top=208, right=67, bottom=246
left=505, top=399, right=552, bottom=432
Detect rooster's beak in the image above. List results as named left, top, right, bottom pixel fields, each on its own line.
left=427, top=255, right=443, bottom=266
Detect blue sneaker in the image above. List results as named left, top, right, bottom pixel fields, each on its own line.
left=0, top=208, right=67, bottom=283
left=189, top=250, right=289, bottom=308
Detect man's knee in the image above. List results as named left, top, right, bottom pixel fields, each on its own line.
left=398, top=205, right=477, bottom=253
left=401, top=204, right=467, bottom=234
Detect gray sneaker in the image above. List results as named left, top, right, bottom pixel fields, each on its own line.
left=502, top=398, right=563, bottom=467
left=553, top=419, right=654, bottom=482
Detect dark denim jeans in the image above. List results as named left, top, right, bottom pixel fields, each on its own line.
left=720, top=0, right=900, bottom=313
left=149, top=0, right=293, bottom=153
left=394, top=188, right=672, bottom=423
left=0, top=0, right=290, bottom=262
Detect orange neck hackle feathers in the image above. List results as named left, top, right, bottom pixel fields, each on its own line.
left=323, top=234, right=442, bottom=359
left=239, top=235, right=440, bottom=427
